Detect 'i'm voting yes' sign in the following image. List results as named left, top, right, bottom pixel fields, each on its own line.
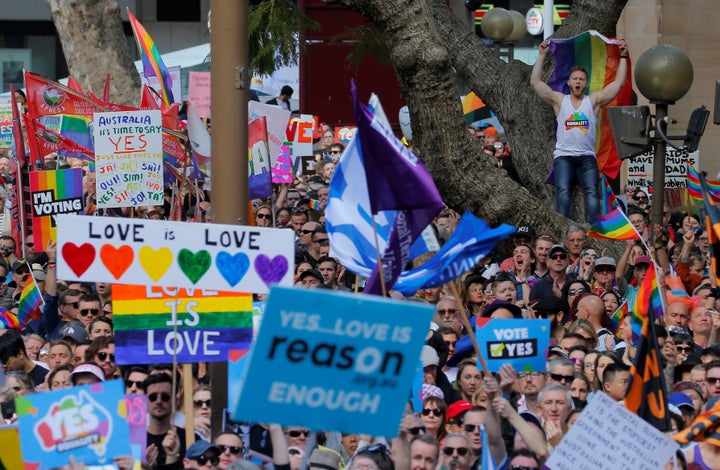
left=475, top=319, right=551, bottom=372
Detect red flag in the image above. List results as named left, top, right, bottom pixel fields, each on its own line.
left=67, top=76, right=84, bottom=94
left=9, top=84, right=27, bottom=259
left=24, top=115, right=95, bottom=163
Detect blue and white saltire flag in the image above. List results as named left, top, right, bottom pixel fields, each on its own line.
left=392, top=211, right=515, bottom=296
left=481, top=425, right=497, bottom=470
left=325, top=93, right=440, bottom=283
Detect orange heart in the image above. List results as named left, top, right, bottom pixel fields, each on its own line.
left=100, top=244, right=134, bottom=280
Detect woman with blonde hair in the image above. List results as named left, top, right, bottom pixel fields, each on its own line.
left=568, top=319, right=599, bottom=351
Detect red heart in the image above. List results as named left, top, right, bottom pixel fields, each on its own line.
left=100, top=245, right=134, bottom=280
left=61, top=243, right=96, bottom=277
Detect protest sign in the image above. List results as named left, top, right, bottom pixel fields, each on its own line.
left=248, top=117, right=272, bottom=199
left=188, top=71, right=211, bottom=119
left=15, top=379, right=131, bottom=468
left=228, top=350, right=251, bottom=417
left=0, top=425, right=23, bottom=468
left=626, top=148, right=698, bottom=189
left=29, top=168, right=85, bottom=249
left=93, top=110, right=163, bottom=208
left=0, top=103, right=13, bottom=148
left=271, top=144, right=293, bottom=183
left=234, top=287, right=434, bottom=436
left=248, top=101, right=291, bottom=168
left=334, top=126, right=357, bottom=145
left=56, top=215, right=294, bottom=293
left=286, top=114, right=316, bottom=174
left=142, top=65, right=182, bottom=105
left=124, top=394, right=148, bottom=463
left=113, top=284, right=253, bottom=364
left=543, top=392, right=678, bottom=470
left=475, top=319, right=550, bottom=372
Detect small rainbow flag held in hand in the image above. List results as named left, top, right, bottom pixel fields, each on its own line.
left=687, top=162, right=720, bottom=203
left=588, top=208, right=640, bottom=241
left=127, top=9, right=174, bottom=105
left=629, top=262, right=664, bottom=343
left=308, top=199, right=322, bottom=211
left=609, top=299, right=629, bottom=339
left=17, top=271, right=44, bottom=330
left=0, top=307, right=18, bottom=329
left=548, top=31, right=632, bottom=179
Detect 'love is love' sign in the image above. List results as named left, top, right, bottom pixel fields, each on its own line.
left=55, top=215, right=294, bottom=293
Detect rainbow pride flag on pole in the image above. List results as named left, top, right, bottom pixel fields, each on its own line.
left=609, top=299, right=629, bottom=339
left=700, top=171, right=720, bottom=288
left=18, top=272, right=44, bottom=330
left=600, top=174, right=620, bottom=214
left=548, top=30, right=632, bottom=179
left=127, top=9, right=175, bottom=105
left=629, top=262, right=664, bottom=343
left=588, top=208, right=640, bottom=241
left=687, top=162, right=720, bottom=202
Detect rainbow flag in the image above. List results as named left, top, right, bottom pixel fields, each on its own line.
left=600, top=174, right=619, bottom=214
left=308, top=199, right=322, bottom=211
left=700, top=171, right=720, bottom=288
left=28, top=169, right=85, bottom=249
left=631, top=262, right=664, bottom=343
left=127, top=9, right=175, bottom=105
left=17, top=272, right=44, bottom=330
left=588, top=208, right=640, bottom=241
left=0, top=306, right=18, bottom=329
left=548, top=30, right=632, bottom=179
left=687, top=162, right=720, bottom=202
left=609, top=299, right=629, bottom=339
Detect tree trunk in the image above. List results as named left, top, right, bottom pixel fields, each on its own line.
left=45, top=0, right=141, bottom=106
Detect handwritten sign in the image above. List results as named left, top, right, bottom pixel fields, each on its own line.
left=271, top=145, right=293, bottom=183
left=93, top=110, right=163, bottom=208
left=124, top=394, right=148, bottom=463
left=248, top=101, right=291, bottom=168
left=475, top=319, right=550, bottom=372
left=113, top=284, right=253, bottom=364
left=286, top=114, right=315, bottom=173
left=55, top=215, right=295, bottom=293
left=334, top=126, right=357, bottom=145
left=234, top=287, right=433, bottom=436
left=188, top=71, right=211, bottom=119
left=626, top=148, right=698, bottom=189
left=544, top=392, right=678, bottom=470
left=0, top=103, right=13, bottom=148
left=15, top=379, right=131, bottom=468
left=29, top=169, right=85, bottom=249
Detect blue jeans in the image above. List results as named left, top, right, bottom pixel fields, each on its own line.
left=554, top=155, right=600, bottom=223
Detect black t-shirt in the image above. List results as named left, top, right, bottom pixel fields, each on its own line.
left=28, top=364, right=48, bottom=388
left=147, top=425, right=187, bottom=465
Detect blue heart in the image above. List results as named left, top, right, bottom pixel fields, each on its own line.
left=216, top=251, right=250, bottom=287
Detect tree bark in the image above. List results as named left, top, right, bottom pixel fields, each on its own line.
left=45, top=0, right=141, bottom=106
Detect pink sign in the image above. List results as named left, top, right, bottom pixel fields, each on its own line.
left=272, top=145, right=293, bottom=184
left=188, top=72, right=211, bottom=119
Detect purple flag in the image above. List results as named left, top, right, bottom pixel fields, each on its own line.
left=352, top=82, right=444, bottom=294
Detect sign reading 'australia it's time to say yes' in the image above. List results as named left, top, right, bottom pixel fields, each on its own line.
left=93, top=110, right=163, bottom=208
left=55, top=215, right=294, bottom=294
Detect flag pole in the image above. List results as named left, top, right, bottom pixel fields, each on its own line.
left=449, top=282, right=491, bottom=375
left=370, top=215, right=388, bottom=297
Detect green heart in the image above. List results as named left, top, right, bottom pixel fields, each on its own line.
left=177, top=249, right=212, bottom=284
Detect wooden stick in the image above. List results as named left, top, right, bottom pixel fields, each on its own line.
left=371, top=214, right=388, bottom=297
left=183, top=363, right=195, bottom=446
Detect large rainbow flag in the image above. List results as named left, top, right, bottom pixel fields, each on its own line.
left=17, top=272, right=44, bottom=330
left=687, top=161, right=720, bottom=202
left=127, top=9, right=175, bottom=106
left=548, top=30, right=632, bottom=179
left=28, top=169, right=85, bottom=249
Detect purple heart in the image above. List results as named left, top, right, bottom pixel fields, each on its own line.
left=254, top=254, right=289, bottom=286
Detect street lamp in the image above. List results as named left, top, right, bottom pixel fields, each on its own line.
left=481, top=8, right=527, bottom=61
left=634, top=45, right=694, bottom=227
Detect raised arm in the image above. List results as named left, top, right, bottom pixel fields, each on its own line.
left=531, top=40, right=563, bottom=113
left=592, top=39, right=628, bottom=109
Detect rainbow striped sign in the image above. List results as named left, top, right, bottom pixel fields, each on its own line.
left=29, top=168, right=84, bottom=249
left=113, top=284, right=253, bottom=364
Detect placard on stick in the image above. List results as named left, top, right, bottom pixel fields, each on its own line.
left=475, top=318, right=551, bottom=372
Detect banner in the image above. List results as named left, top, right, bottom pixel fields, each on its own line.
left=15, top=379, right=131, bottom=468
left=56, top=215, right=295, bottom=293
left=188, top=71, right=211, bottom=119
left=29, top=168, right=85, bottom=249
left=234, top=287, right=433, bottom=436
left=475, top=319, right=551, bottom=372
left=93, top=110, right=163, bottom=208
left=113, top=284, right=253, bottom=364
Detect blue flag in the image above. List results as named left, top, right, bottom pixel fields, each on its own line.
left=392, top=211, right=515, bottom=296
left=481, top=425, right=497, bottom=470
left=352, top=82, right=443, bottom=294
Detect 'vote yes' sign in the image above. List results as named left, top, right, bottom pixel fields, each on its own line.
left=475, top=319, right=551, bottom=372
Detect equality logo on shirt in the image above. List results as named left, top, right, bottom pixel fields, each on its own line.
left=564, top=111, right=590, bottom=133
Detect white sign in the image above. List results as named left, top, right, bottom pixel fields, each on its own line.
left=526, top=8, right=544, bottom=36
left=248, top=101, right=291, bottom=167
left=93, top=110, right=163, bottom=208
left=55, top=215, right=295, bottom=294
left=545, top=393, right=678, bottom=470
left=626, top=148, right=698, bottom=189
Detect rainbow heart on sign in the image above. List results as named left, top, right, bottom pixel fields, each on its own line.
left=177, top=249, right=212, bottom=284
left=62, top=243, right=96, bottom=277
left=100, top=245, right=134, bottom=279
left=139, top=246, right=173, bottom=282
left=216, top=251, right=250, bottom=287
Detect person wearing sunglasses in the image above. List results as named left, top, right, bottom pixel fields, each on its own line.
left=461, top=401, right=507, bottom=469
left=193, top=385, right=213, bottom=441
left=85, top=336, right=117, bottom=380
left=254, top=205, right=273, bottom=228
left=183, top=440, right=221, bottom=469
left=507, top=448, right=541, bottom=470
left=76, top=293, right=103, bottom=328
left=145, top=373, right=187, bottom=466
left=214, top=432, right=245, bottom=470
left=529, top=245, right=571, bottom=314
left=419, top=396, right=447, bottom=441
left=439, top=433, right=473, bottom=470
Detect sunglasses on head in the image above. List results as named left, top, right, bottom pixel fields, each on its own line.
left=442, top=447, right=470, bottom=456
left=568, top=288, right=587, bottom=295
left=217, top=445, right=243, bottom=455
left=292, top=207, right=308, bottom=214
left=80, top=308, right=100, bottom=317
left=148, top=392, right=171, bottom=403
left=422, top=408, right=443, bottom=417
left=287, top=429, right=310, bottom=438
left=190, top=455, right=220, bottom=466
left=193, top=399, right=211, bottom=408
left=97, top=352, right=115, bottom=362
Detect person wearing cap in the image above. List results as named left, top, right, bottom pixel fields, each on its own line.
left=299, top=269, right=324, bottom=288
left=499, top=224, right=537, bottom=271
left=444, top=400, right=472, bottom=436
left=70, top=362, right=105, bottom=385
left=529, top=245, right=573, bottom=310
left=670, top=392, right=697, bottom=428
left=590, top=256, right=625, bottom=296
left=184, top=440, right=221, bottom=469
left=673, top=381, right=705, bottom=415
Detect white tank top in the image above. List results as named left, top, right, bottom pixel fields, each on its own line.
left=554, top=94, right=597, bottom=158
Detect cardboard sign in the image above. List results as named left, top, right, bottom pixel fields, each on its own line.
left=29, top=168, right=85, bottom=249
left=55, top=215, right=295, bottom=293
left=93, top=110, right=163, bottom=208
left=124, top=394, right=148, bottom=463
left=475, top=319, right=550, bottom=372
left=234, top=287, right=434, bottom=436
left=188, top=71, right=211, bottom=119
left=0, top=103, right=13, bottom=148
left=248, top=101, right=291, bottom=168
left=626, top=149, right=698, bottom=189
left=113, top=284, right=253, bottom=364
left=543, top=392, right=678, bottom=470
left=15, top=379, right=131, bottom=468
left=0, top=425, right=24, bottom=469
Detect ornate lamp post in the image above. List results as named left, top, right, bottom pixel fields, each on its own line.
left=634, top=45, right=694, bottom=227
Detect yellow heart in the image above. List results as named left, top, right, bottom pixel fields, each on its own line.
left=139, top=246, right=173, bottom=282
